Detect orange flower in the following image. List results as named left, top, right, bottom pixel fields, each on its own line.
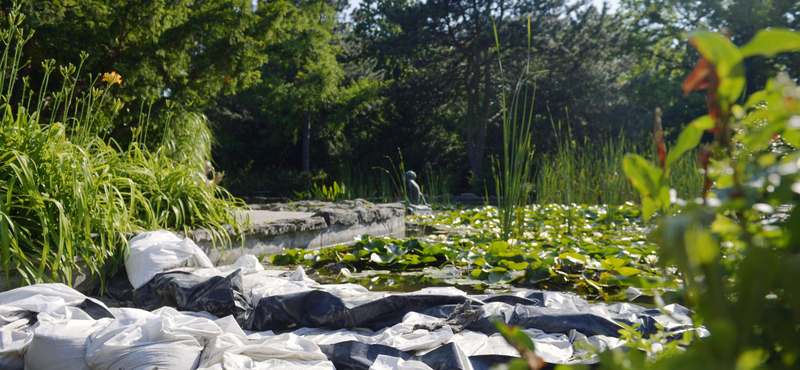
left=102, top=71, right=122, bottom=85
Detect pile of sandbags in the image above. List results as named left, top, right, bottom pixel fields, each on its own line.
left=0, top=230, right=707, bottom=370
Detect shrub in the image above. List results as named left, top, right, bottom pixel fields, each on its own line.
left=0, top=5, right=244, bottom=288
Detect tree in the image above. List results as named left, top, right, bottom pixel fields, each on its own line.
left=2, top=0, right=285, bottom=130
left=210, top=0, right=383, bottom=185
left=354, top=0, right=641, bottom=184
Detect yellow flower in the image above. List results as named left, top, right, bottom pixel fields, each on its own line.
left=102, top=71, right=122, bottom=85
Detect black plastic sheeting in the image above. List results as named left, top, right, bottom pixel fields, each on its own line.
left=320, top=341, right=474, bottom=370
left=134, top=270, right=251, bottom=321
left=76, top=298, right=115, bottom=320
left=246, top=290, right=473, bottom=332
left=104, top=269, right=251, bottom=322
left=107, top=268, right=680, bottom=338
left=99, top=268, right=696, bottom=369
left=245, top=289, right=692, bottom=338
left=319, top=342, right=543, bottom=370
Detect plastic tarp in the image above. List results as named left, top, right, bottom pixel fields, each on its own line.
left=134, top=269, right=251, bottom=321
left=0, top=230, right=708, bottom=369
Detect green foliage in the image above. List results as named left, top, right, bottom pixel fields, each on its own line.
left=4, top=0, right=280, bottom=124
left=211, top=0, right=384, bottom=184
left=491, top=18, right=536, bottom=240
left=295, top=181, right=347, bottom=202
left=271, top=204, right=677, bottom=301
left=605, top=28, right=800, bottom=370
left=0, top=7, right=244, bottom=288
left=494, top=319, right=545, bottom=370
left=535, top=127, right=702, bottom=208
left=375, top=149, right=409, bottom=203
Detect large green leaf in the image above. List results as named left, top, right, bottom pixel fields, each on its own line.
left=623, top=154, right=669, bottom=219
left=689, top=31, right=745, bottom=105
left=623, top=154, right=663, bottom=197
left=740, top=29, right=800, bottom=58
left=666, top=115, right=714, bottom=168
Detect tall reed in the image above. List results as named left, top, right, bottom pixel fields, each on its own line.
left=492, top=18, right=537, bottom=239
left=535, top=125, right=703, bottom=206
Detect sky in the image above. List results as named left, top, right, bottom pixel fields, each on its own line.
left=345, top=0, right=621, bottom=15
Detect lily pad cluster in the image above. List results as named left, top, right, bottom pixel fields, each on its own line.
left=269, top=204, right=680, bottom=301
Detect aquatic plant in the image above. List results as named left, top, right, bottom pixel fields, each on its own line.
left=272, top=203, right=672, bottom=302
left=491, top=17, right=537, bottom=240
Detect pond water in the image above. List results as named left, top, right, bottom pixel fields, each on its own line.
left=268, top=204, right=682, bottom=307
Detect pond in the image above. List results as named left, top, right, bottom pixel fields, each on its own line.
left=268, top=203, right=682, bottom=307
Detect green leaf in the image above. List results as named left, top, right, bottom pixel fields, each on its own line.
left=499, top=260, right=529, bottom=271
left=614, top=266, right=642, bottom=277
left=689, top=31, right=746, bottom=105
left=508, top=359, right=532, bottom=370
left=740, top=29, right=800, bottom=58
left=666, top=115, right=713, bottom=168
left=601, top=257, right=630, bottom=269
left=559, top=252, right=588, bottom=264
left=623, top=154, right=670, bottom=219
left=370, top=252, right=398, bottom=264
left=623, top=154, right=663, bottom=197
left=271, top=254, right=295, bottom=266
left=494, top=319, right=536, bottom=352
left=488, top=270, right=510, bottom=284
left=691, top=229, right=719, bottom=265
left=488, top=240, right=509, bottom=256
left=470, top=268, right=488, bottom=280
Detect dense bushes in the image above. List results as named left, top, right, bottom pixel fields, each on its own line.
left=0, top=6, right=243, bottom=288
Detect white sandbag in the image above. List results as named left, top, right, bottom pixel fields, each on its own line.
left=199, top=332, right=328, bottom=368
left=125, top=230, right=214, bottom=289
left=0, top=283, right=111, bottom=370
left=85, top=307, right=222, bottom=370
left=369, top=355, right=433, bottom=370
left=0, top=319, right=30, bottom=370
left=24, top=318, right=111, bottom=370
left=193, top=254, right=265, bottom=278
left=198, top=352, right=335, bottom=370
left=0, top=283, right=93, bottom=323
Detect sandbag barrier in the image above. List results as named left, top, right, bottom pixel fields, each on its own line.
left=0, top=231, right=706, bottom=370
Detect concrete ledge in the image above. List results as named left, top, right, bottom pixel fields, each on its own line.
left=192, top=200, right=406, bottom=265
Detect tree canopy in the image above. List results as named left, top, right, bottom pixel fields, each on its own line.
left=4, top=0, right=798, bottom=196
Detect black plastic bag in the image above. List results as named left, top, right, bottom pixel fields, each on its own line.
left=134, top=269, right=251, bottom=322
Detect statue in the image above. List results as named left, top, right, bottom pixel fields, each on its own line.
left=405, top=171, right=427, bottom=205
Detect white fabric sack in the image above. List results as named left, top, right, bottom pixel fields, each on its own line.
left=192, top=254, right=265, bottom=278
left=199, top=332, right=328, bottom=368
left=126, top=230, right=214, bottom=289
left=198, top=352, right=335, bottom=370
left=0, top=319, right=30, bottom=370
left=369, top=355, right=433, bottom=370
left=0, top=283, right=95, bottom=324
left=85, top=307, right=222, bottom=370
left=24, top=318, right=111, bottom=370
left=0, top=283, right=110, bottom=370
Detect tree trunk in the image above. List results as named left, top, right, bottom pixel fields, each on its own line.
left=465, top=50, right=491, bottom=183
left=301, top=112, right=311, bottom=172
